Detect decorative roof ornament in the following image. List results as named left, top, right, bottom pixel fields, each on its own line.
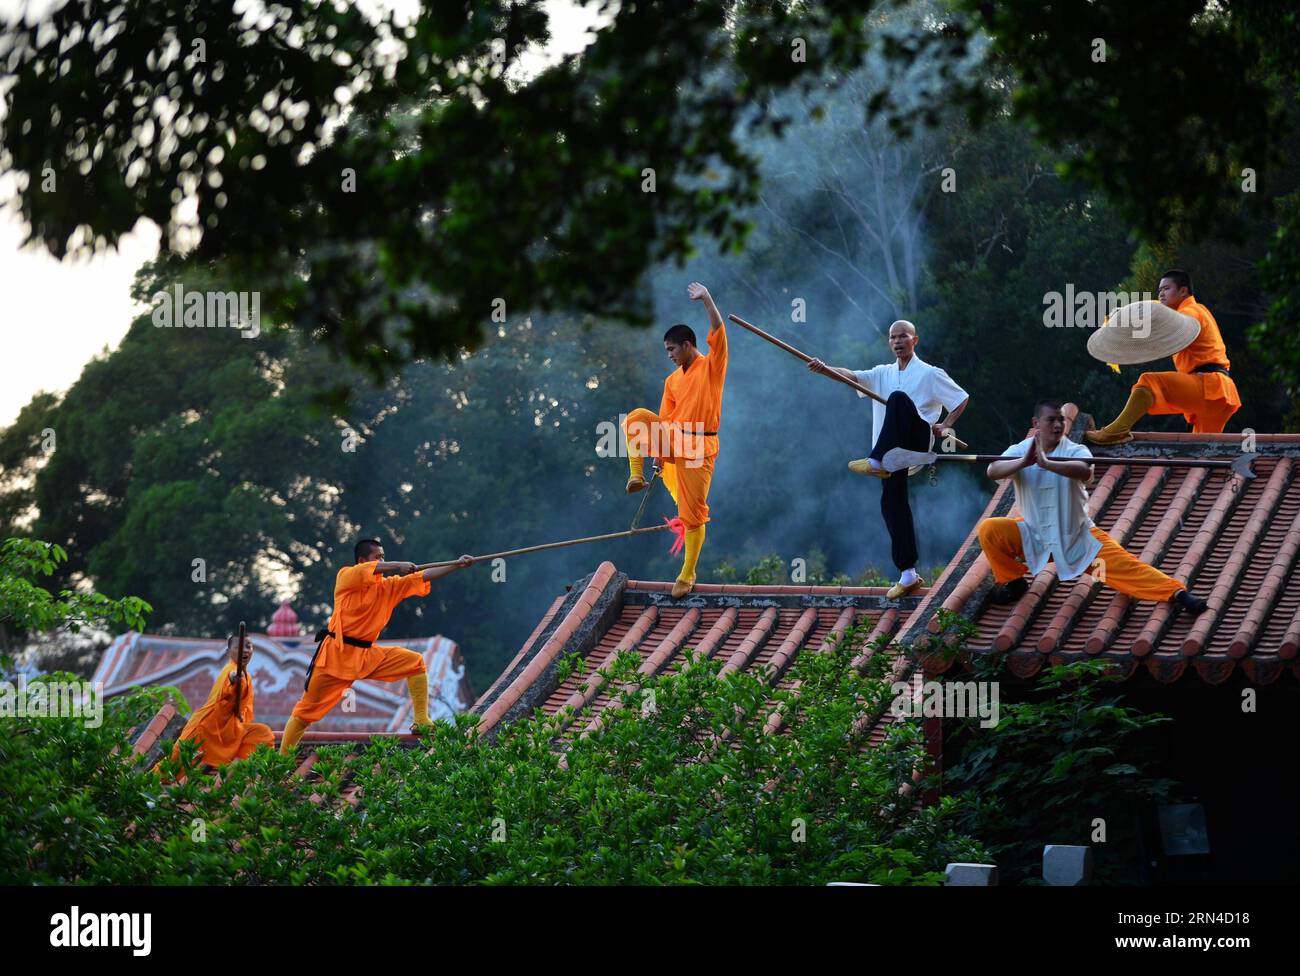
left=268, top=601, right=302, bottom=637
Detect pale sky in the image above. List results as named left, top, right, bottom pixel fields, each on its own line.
left=0, top=0, right=605, bottom=428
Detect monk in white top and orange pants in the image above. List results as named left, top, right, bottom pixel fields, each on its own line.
left=981, top=398, right=1208, bottom=614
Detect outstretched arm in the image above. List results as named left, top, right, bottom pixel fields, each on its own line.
left=807, top=358, right=865, bottom=386
left=422, top=555, right=474, bottom=582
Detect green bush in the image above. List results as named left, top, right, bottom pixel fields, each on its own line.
left=2, top=626, right=983, bottom=885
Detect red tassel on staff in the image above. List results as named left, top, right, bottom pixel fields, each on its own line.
left=664, top=516, right=686, bottom=556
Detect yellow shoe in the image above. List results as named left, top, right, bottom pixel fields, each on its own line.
left=886, top=577, right=925, bottom=599
left=1084, top=428, right=1134, bottom=446
left=626, top=475, right=648, bottom=493
left=848, top=458, right=890, bottom=478
left=671, top=579, right=694, bottom=599
left=1084, top=386, right=1153, bottom=446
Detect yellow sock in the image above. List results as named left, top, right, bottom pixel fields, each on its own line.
left=407, top=673, right=431, bottom=726
left=677, top=524, right=706, bottom=583
left=279, top=715, right=309, bottom=755
left=1098, top=386, right=1155, bottom=437
left=628, top=451, right=644, bottom=480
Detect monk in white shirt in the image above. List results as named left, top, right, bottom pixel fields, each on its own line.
left=809, top=319, right=968, bottom=598
left=981, top=399, right=1208, bottom=613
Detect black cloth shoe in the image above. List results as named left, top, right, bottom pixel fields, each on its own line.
left=1174, top=589, right=1208, bottom=615
left=990, top=578, right=1029, bottom=605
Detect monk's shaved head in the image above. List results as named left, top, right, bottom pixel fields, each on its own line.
left=887, top=319, right=920, bottom=364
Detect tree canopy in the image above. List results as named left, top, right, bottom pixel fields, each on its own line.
left=8, top=2, right=1294, bottom=387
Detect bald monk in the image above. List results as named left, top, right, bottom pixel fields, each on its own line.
left=279, top=539, right=474, bottom=754
left=809, top=319, right=969, bottom=599
left=983, top=399, right=1208, bottom=614
left=623, top=281, right=728, bottom=599
left=166, top=632, right=274, bottom=776
left=1086, top=269, right=1241, bottom=444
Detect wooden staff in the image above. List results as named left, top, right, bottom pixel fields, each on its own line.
left=414, top=523, right=675, bottom=570
left=232, top=620, right=247, bottom=719
left=629, top=467, right=659, bottom=530
left=933, top=452, right=1258, bottom=480
left=728, top=313, right=970, bottom=449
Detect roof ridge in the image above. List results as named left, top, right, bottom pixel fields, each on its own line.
left=626, top=580, right=910, bottom=597
left=476, top=561, right=621, bottom=735
left=1131, top=432, right=1300, bottom=443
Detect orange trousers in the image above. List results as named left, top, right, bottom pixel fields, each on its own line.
left=978, top=517, right=1184, bottom=601
left=624, top=407, right=715, bottom=528
left=1135, top=371, right=1240, bottom=433
left=291, top=647, right=426, bottom=723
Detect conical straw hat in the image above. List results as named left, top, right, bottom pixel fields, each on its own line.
left=1086, top=300, right=1201, bottom=366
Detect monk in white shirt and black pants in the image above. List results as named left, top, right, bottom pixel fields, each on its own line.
left=981, top=398, right=1208, bottom=613
left=809, top=319, right=969, bottom=599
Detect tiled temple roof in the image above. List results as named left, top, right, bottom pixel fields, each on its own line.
left=901, top=434, right=1300, bottom=684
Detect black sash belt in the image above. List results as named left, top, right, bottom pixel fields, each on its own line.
left=304, top=628, right=374, bottom=691
left=1192, top=363, right=1230, bottom=376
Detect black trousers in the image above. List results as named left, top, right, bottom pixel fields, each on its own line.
left=870, top=391, right=932, bottom=572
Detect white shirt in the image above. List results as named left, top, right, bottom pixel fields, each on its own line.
left=1001, top=436, right=1102, bottom=581
left=852, top=354, right=969, bottom=449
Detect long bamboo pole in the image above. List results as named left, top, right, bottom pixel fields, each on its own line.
left=414, top=523, right=674, bottom=570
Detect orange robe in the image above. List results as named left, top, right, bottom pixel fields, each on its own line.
left=623, top=319, right=727, bottom=527
left=1134, top=296, right=1241, bottom=433
left=171, top=661, right=274, bottom=770
left=291, top=561, right=430, bottom=723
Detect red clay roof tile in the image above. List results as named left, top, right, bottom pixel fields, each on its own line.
left=479, top=566, right=918, bottom=750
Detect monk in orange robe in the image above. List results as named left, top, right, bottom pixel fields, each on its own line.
left=279, top=539, right=474, bottom=754
left=623, top=281, right=728, bottom=598
left=167, top=632, right=274, bottom=776
left=1087, top=269, right=1242, bottom=444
